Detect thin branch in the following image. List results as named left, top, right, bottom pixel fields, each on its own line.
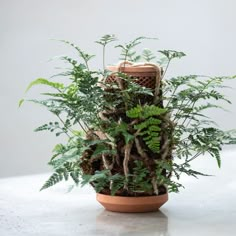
left=134, top=138, right=159, bottom=195
left=161, top=59, right=171, bottom=80
left=83, top=121, right=90, bottom=131
left=186, top=151, right=203, bottom=163
left=55, top=114, right=72, bottom=138
left=123, top=141, right=134, bottom=190
left=77, top=119, right=88, bottom=134
left=103, top=45, right=105, bottom=71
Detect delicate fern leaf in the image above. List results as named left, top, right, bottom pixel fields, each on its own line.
left=34, top=121, right=60, bottom=133
left=208, top=148, right=221, bottom=168
left=142, top=48, right=156, bottom=62
left=222, top=130, right=236, bottom=145
left=60, top=56, right=79, bottom=66
left=81, top=174, right=92, bottom=187
left=34, top=124, right=49, bottom=132
left=129, top=160, right=152, bottom=193
left=134, top=117, right=161, bottom=131
left=95, top=34, right=117, bottom=46
left=53, top=143, right=65, bottom=152
left=18, top=99, right=24, bottom=107
left=159, top=50, right=186, bottom=60
left=127, top=105, right=166, bottom=119
left=50, top=153, right=60, bottom=161
left=116, top=36, right=157, bottom=61
left=70, top=171, right=80, bottom=184
left=173, top=163, right=211, bottom=179
left=89, top=170, right=110, bottom=192
left=40, top=172, right=64, bottom=191
left=49, top=153, right=80, bottom=169
left=195, top=103, right=228, bottom=112
left=157, top=57, right=169, bottom=66
left=113, top=122, right=134, bottom=144
left=142, top=105, right=166, bottom=118
left=109, top=174, right=125, bottom=195
left=63, top=169, right=69, bottom=181
left=60, top=56, right=86, bottom=67
left=143, top=132, right=160, bottom=153
left=59, top=40, right=95, bottom=64
left=40, top=93, right=66, bottom=98
left=126, top=105, right=143, bottom=118
left=91, top=144, right=117, bottom=158
left=25, top=78, right=64, bottom=93
left=133, top=55, right=142, bottom=62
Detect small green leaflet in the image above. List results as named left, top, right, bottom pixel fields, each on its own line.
left=25, top=78, right=64, bottom=93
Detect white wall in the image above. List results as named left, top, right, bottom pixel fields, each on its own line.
left=1, top=0, right=236, bottom=177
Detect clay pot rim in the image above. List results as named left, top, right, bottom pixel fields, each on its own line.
left=96, top=193, right=168, bottom=212
left=97, top=192, right=168, bottom=204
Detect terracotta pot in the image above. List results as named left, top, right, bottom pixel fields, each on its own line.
left=96, top=193, right=168, bottom=213
left=106, top=61, right=161, bottom=90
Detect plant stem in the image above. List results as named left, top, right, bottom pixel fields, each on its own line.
left=134, top=137, right=159, bottom=195
left=103, top=45, right=105, bottom=71
left=166, top=86, right=178, bottom=108
left=55, top=114, right=72, bottom=138
left=123, top=141, right=133, bottom=190
left=161, top=59, right=171, bottom=80
left=83, top=121, right=90, bottom=131
left=180, top=79, right=213, bottom=127
left=186, top=151, right=203, bottom=163
left=77, top=119, right=88, bottom=134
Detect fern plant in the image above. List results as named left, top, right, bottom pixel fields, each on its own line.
left=20, top=34, right=236, bottom=197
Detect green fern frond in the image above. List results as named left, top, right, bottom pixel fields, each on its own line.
left=111, top=122, right=134, bottom=144
left=81, top=170, right=110, bottom=193
left=25, top=78, right=64, bottom=93
left=142, top=48, right=156, bottom=62
left=126, top=105, right=143, bottom=118
left=126, top=105, right=166, bottom=119
left=129, top=160, right=152, bottom=193
left=70, top=171, right=80, bottom=184
left=59, top=40, right=95, bottom=65
left=109, top=174, right=125, bottom=195
left=18, top=99, right=24, bottom=107
left=95, top=34, right=117, bottom=46
left=158, top=50, right=186, bottom=60
left=127, top=105, right=164, bottom=153
left=134, top=117, right=161, bottom=130
left=40, top=170, right=64, bottom=191
left=142, top=105, right=166, bottom=118
left=142, top=131, right=161, bottom=153
left=40, top=162, right=80, bottom=191
left=91, top=144, right=117, bottom=158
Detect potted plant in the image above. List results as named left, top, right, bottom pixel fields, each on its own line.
left=20, top=35, right=236, bottom=212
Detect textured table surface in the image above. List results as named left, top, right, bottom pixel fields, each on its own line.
left=0, top=149, right=236, bottom=236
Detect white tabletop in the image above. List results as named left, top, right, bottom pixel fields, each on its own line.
left=1, top=149, right=236, bottom=236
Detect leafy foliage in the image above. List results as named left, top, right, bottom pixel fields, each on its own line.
left=158, top=50, right=186, bottom=60
left=126, top=105, right=166, bottom=153
left=25, top=78, right=64, bottom=93
left=129, top=160, right=153, bottom=193
left=58, top=40, right=95, bottom=68
left=95, top=34, right=117, bottom=46
left=116, top=37, right=158, bottom=62
left=40, top=162, right=80, bottom=191
left=142, top=48, right=156, bottom=62
left=21, top=35, right=236, bottom=196
left=126, top=105, right=166, bottom=119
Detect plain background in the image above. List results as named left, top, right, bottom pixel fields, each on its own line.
left=0, top=0, right=236, bottom=178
